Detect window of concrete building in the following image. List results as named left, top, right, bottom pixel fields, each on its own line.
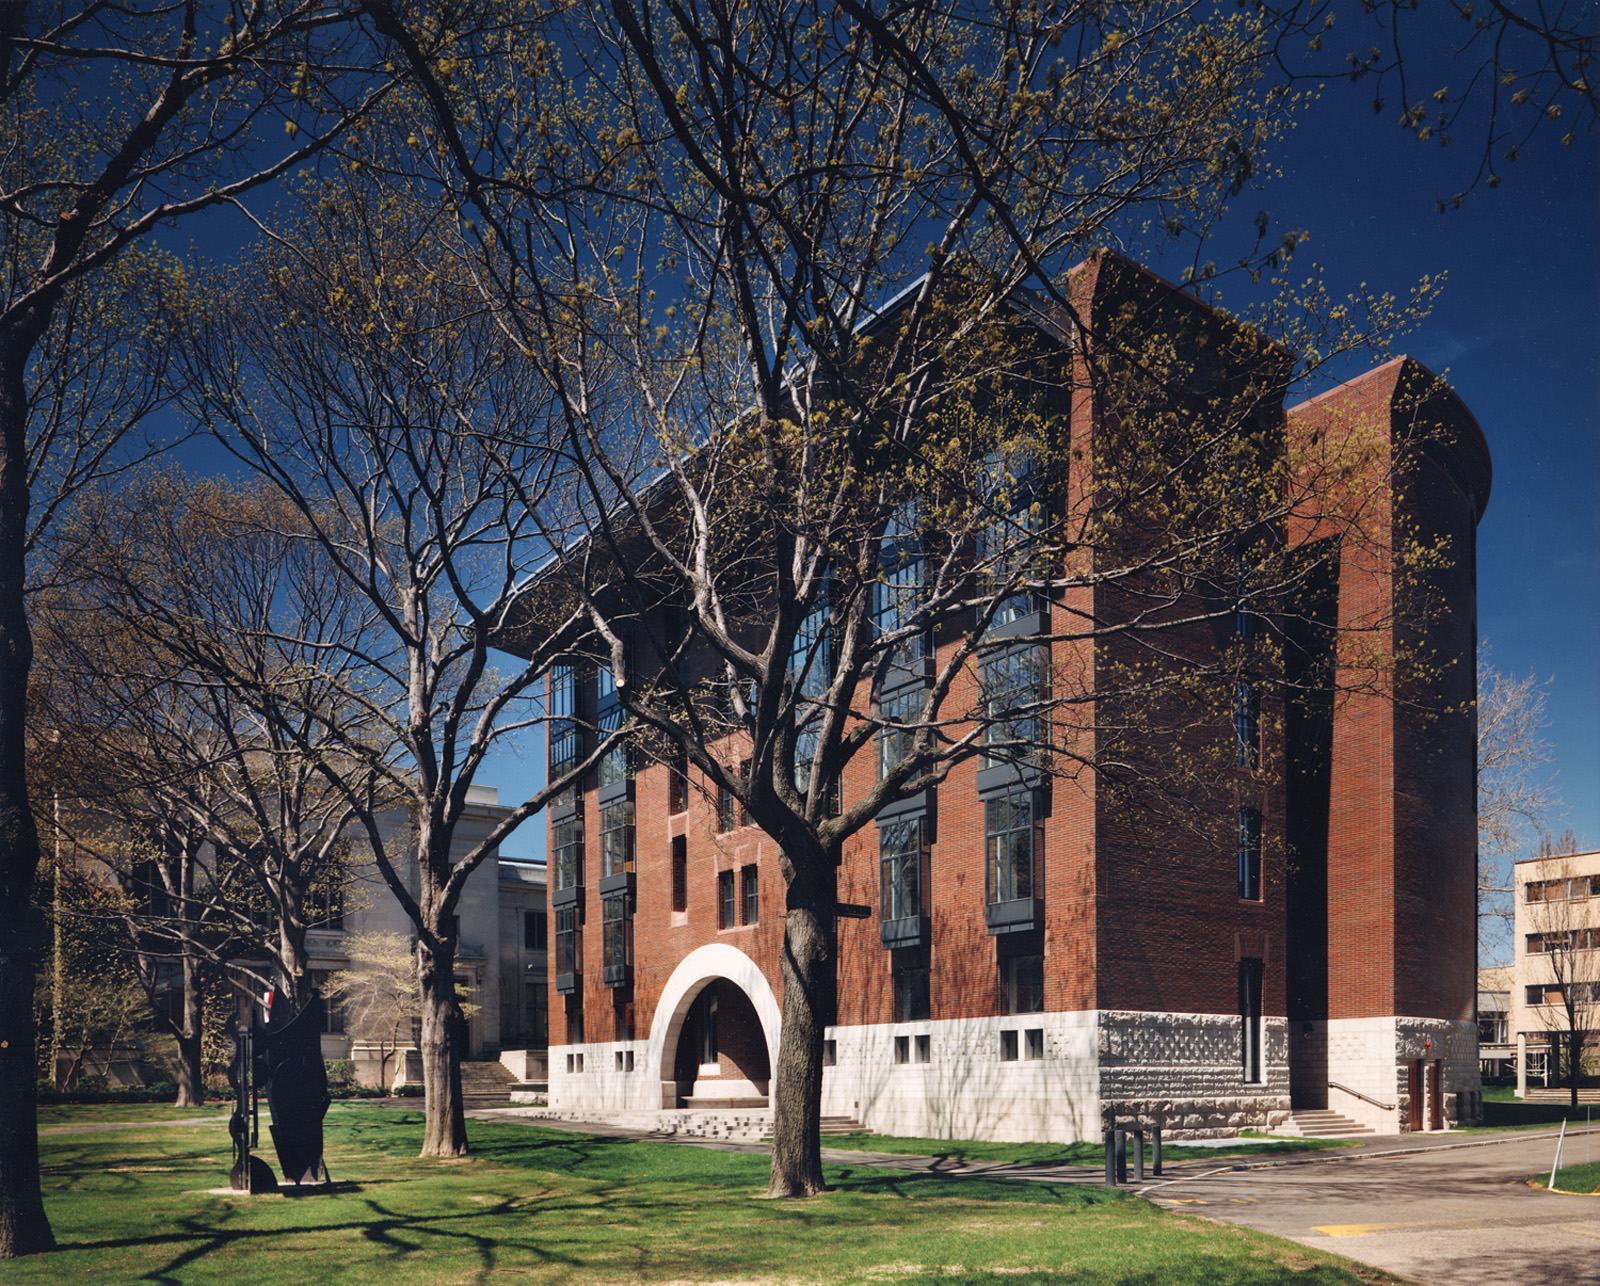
left=671, top=836, right=688, bottom=912
left=717, top=870, right=736, bottom=929
left=310, top=970, right=345, bottom=1034
left=892, top=949, right=930, bottom=1022
left=524, top=910, right=547, bottom=951
left=1000, top=1030, right=1019, bottom=1061
left=1234, top=681, right=1260, bottom=769
left=822, top=1038, right=836, bottom=1066
left=986, top=791, right=1040, bottom=905
left=552, top=817, right=583, bottom=895
left=914, top=1034, right=930, bottom=1063
left=880, top=815, right=928, bottom=922
left=741, top=864, right=759, bottom=925
left=1237, top=807, right=1262, bottom=901
left=600, top=800, right=635, bottom=879
left=305, top=874, right=344, bottom=930
left=1239, top=956, right=1263, bottom=1083
left=1025, top=1028, right=1044, bottom=1060
left=894, top=1035, right=910, bottom=1064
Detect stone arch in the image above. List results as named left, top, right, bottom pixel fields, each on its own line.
left=648, top=943, right=781, bottom=1104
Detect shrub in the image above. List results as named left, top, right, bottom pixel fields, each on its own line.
left=324, top=1058, right=357, bottom=1088
left=392, top=1082, right=424, bottom=1097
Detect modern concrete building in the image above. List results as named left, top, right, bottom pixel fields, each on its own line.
left=537, top=254, right=1488, bottom=1140
left=1507, top=848, right=1600, bottom=1092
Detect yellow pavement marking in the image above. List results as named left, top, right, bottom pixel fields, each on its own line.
left=1313, top=1222, right=1425, bottom=1237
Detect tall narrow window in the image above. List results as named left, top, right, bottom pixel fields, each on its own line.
left=524, top=910, right=547, bottom=951
left=791, top=586, right=831, bottom=799
left=986, top=791, right=1040, bottom=905
left=717, top=870, right=736, bottom=929
left=1004, top=954, right=1044, bottom=1015
left=740, top=864, right=759, bottom=925
left=1239, top=956, right=1264, bottom=1083
left=671, top=836, right=688, bottom=912
left=1235, top=546, right=1259, bottom=642
left=892, top=948, right=930, bottom=1022
left=552, top=818, right=583, bottom=895
left=555, top=908, right=581, bottom=978
left=977, top=449, right=1043, bottom=629
left=1237, top=807, right=1262, bottom=901
left=875, top=500, right=926, bottom=667
left=880, top=816, right=927, bottom=923
left=599, top=800, right=635, bottom=879
left=877, top=687, right=922, bottom=781
left=983, top=647, right=1047, bottom=767
left=668, top=743, right=689, bottom=813
left=1234, top=682, right=1260, bottom=769
left=548, top=663, right=580, bottom=782
left=601, top=894, right=631, bottom=984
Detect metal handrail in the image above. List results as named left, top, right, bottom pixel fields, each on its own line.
left=1328, top=1080, right=1396, bottom=1111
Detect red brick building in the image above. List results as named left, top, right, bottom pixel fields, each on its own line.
left=538, top=255, right=1490, bottom=1139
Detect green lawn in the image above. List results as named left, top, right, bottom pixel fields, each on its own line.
left=16, top=1103, right=1405, bottom=1284
left=818, top=1131, right=1354, bottom=1165
left=36, top=1101, right=232, bottom=1128
left=1549, top=1160, right=1600, bottom=1194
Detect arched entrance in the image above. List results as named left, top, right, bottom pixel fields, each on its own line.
left=648, top=944, right=780, bottom=1109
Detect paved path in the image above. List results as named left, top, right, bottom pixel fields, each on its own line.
left=1139, top=1128, right=1600, bottom=1285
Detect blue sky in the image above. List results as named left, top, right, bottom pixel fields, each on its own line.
left=161, top=21, right=1599, bottom=863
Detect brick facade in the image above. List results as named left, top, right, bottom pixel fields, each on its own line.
left=540, top=255, right=1489, bottom=1140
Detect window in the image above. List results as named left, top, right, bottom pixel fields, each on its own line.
left=740, top=864, right=759, bottom=925
left=822, top=1038, right=837, bottom=1066
left=600, top=800, right=635, bottom=879
left=875, top=500, right=926, bottom=668
left=304, top=875, right=345, bottom=930
left=1237, top=807, right=1262, bottom=901
left=671, top=836, right=688, bottom=912
left=668, top=744, right=689, bottom=813
left=892, top=956, right=930, bottom=1022
left=986, top=791, right=1040, bottom=905
left=552, top=817, right=583, bottom=894
left=1025, top=1028, right=1044, bottom=1060
left=602, top=894, right=631, bottom=980
left=548, top=663, right=581, bottom=780
left=524, top=910, right=547, bottom=951
left=1526, top=875, right=1600, bottom=902
left=894, top=1035, right=910, bottom=1065
left=1527, top=929, right=1600, bottom=954
left=1000, top=1030, right=1019, bottom=1061
left=567, top=998, right=584, bottom=1046
left=310, top=970, right=345, bottom=1034
left=717, top=870, right=736, bottom=929
left=880, top=816, right=928, bottom=923
left=914, top=1033, right=930, bottom=1063
left=695, top=988, right=718, bottom=1064
left=1003, top=954, right=1044, bottom=1015
left=1235, top=546, right=1259, bottom=642
left=717, top=775, right=746, bottom=832
left=555, top=908, right=581, bottom=977
left=1527, top=984, right=1549, bottom=1005
left=1239, top=956, right=1264, bottom=1083
left=977, top=449, right=1044, bottom=628
left=524, top=980, right=548, bottom=1046
left=598, top=736, right=631, bottom=790
left=790, top=593, right=830, bottom=799
left=877, top=687, right=922, bottom=781
left=614, top=996, right=634, bottom=1042
left=983, top=647, right=1046, bottom=767
left=1234, top=682, right=1260, bottom=769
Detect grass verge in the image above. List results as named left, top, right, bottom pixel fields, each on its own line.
left=1548, top=1160, right=1600, bottom=1194
left=18, top=1102, right=1405, bottom=1285
left=818, top=1131, right=1355, bottom=1165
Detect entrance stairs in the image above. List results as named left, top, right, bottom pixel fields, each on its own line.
left=1519, top=1087, right=1600, bottom=1104
left=1279, top=1109, right=1375, bottom=1138
left=460, top=1060, right=517, bottom=1109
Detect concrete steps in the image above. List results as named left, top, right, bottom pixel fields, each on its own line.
left=1281, top=1109, right=1375, bottom=1138
left=1517, top=1087, right=1600, bottom=1104
left=459, top=1059, right=517, bottom=1109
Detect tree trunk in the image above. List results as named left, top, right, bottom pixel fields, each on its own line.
left=416, top=938, right=467, bottom=1157
left=0, top=341, right=56, bottom=1255
left=172, top=953, right=204, bottom=1107
left=768, top=862, right=837, bottom=1198
left=1569, top=1025, right=1582, bottom=1110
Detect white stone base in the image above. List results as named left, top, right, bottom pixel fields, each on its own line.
left=1291, top=1015, right=1483, bottom=1134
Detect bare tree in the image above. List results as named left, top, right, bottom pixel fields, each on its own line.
left=170, top=165, right=605, bottom=1158
left=0, top=1, right=424, bottom=1251
left=1478, top=657, right=1562, bottom=962
left=324, top=932, right=419, bottom=1092
left=1522, top=839, right=1599, bottom=1108
left=394, top=0, right=1461, bottom=1192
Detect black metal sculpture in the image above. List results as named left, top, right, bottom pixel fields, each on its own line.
left=227, top=1015, right=277, bottom=1193
left=261, top=987, right=332, bottom=1185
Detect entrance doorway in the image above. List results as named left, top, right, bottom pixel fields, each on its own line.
left=670, top=979, right=771, bottom=1107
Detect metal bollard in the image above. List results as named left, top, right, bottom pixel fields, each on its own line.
left=1115, top=1128, right=1128, bottom=1185
left=1104, top=1128, right=1117, bottom=1186
left=1133, top=1129, right=1145, bottom=1182
left=1153, top=1126, right=1163, bottom=1176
